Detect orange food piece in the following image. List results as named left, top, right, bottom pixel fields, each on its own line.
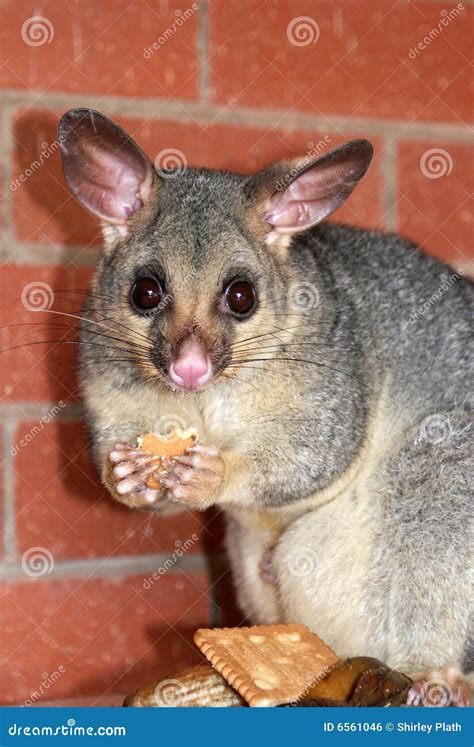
left=138, top=429, right=197, bottom=489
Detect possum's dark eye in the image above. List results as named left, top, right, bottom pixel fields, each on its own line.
left=131, top=277, right=163, bottom=313
left=224, top=280, right=257, bottom=318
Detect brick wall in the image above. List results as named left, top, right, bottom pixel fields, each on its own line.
left=0, top=0, right=472, bottom=704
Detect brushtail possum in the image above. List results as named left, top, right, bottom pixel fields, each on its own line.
left=59, top=109, right=472, bottom=698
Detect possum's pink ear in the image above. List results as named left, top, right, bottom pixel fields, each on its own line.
left=59, top=108, right=156, bottom=236
left=260, top=140, right=373, bottom=246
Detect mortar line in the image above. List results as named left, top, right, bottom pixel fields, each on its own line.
left=0, top=550, right=224, bottom=582
left=0, top=107, right=9, bottom=257
left=197, top=0, right=210, bottom=104
left=1, top=89, right=472, bottom=142
left=2, top=418, right=17, bottom=560
left=0, top=402, right=83, bottom=420
left=0, top=107, right=15, bottom=259
left=381, top=137, right=398, bottom=233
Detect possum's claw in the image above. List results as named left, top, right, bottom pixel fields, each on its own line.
left=160, top=443, right=224, bottom=510
left=108, top=443, right=162, bottom=506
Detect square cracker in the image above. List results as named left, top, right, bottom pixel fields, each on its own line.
left=194, top=624, right=339, bottom=707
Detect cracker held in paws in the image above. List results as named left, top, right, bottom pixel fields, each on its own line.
left=137, top=428, right=197, bottom=489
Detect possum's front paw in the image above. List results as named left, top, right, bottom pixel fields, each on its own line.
left=160, top=443, right=225, bottom=510
left=108, top=443, right=163, bottom=508
left=406, top=667, right=471, bottom=707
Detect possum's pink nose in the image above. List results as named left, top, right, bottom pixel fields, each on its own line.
left=169, top=337, right=213, bottom=390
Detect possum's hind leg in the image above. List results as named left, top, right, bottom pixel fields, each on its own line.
left=405, top=666, right=472, bottom=707
left=374, top=409, right=472, bottom=692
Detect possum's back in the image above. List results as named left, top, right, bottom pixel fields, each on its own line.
left=301, top=222, right=473, bottom=416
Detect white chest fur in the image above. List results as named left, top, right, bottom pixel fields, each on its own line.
left=225, top=479, right=385, bottom=660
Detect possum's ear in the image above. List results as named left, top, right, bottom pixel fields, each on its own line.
left=247, top=140, right=373, bottom=252
left=59, top=108, right=156, bottom=245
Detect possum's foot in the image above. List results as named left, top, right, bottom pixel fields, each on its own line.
left=160, top=443, right=224, bottom=510
left=108, top=443, right=162, bottom=507
left=406, top=667, right=471, bottom=707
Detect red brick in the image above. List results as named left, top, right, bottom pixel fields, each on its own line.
left=0, top=264, right=92, bottom=403
left=14, top=420, right=211, bottom=559
left=396, top=141, right=473, bottom=265
left=0, top=572, right=210, bottom=704
left=209, top=0, right=473, bottom=123
left=0, top=424, right=4, bottom=559
left=11, top=109, right=100, bottom=246
left=0, top=1, right=198, bottom=100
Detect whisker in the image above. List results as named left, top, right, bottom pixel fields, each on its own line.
left=227, top=356, right=356, bottom=381
left=0, top=339, right=152, bottom=361
left=231, top=341, right=360, bottom=357
left=3, top=321, right=152, bottom=352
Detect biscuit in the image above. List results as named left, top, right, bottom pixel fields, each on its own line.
left=124, top=663, right=244, bottom=707
left=194, top=624, right=339, bottom=707
left=137, top=428, right=197, bottom=489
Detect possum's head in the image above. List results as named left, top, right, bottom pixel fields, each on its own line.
left=59, top=109, right=372, bottom=393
